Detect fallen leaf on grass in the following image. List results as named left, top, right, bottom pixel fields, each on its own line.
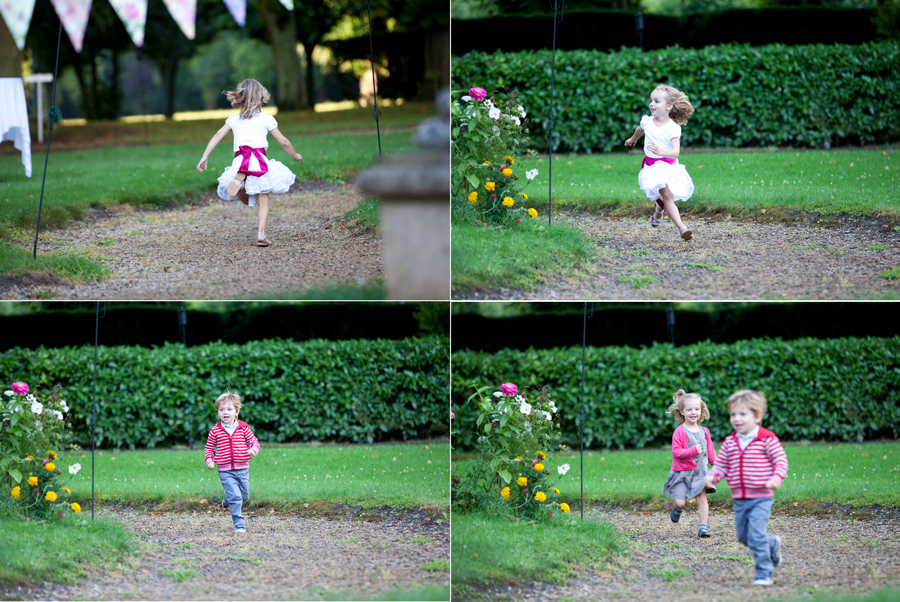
left=304, top=503, right=309, bottom=508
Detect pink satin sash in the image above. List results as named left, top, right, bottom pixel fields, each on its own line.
left=641, top=156, right=676, bottom=169
left=235, top=146, right=268, bottom=177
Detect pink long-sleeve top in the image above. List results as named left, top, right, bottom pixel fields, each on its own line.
left=204, top=420, right=260, bottom=471
left=670, top=424, right=718, bottom=471
left=706, top=427, right=788, bottom=499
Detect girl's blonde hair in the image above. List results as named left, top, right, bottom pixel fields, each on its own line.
left=667, top=389, right=709, bottom=424
left=726, top=390, right=767, bottom=420
left=215, top=392, right=242, bottom=413
left=655, top=84, right=694, bottom=126
left=224, top=79, right=270, bottom=119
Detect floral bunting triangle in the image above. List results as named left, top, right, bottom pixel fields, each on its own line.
left=162, top=0, right=195, bottom=40
left=277, top=0, right=294, bottom=9
left=49, top=0, right=93, bottom=53
left=0, top=0, right=37, bottom=51
left=108, top=0, right=147, bottom=47
left=222, top=0, right=245, bottom=27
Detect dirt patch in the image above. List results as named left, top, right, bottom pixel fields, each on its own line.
left=2, top=505, right=449, bottom=601
left=2, top=183, right=384, bottom=300
left=459, top=506, right=900, bottom=602
left=454, top=212, right=900, bottom=300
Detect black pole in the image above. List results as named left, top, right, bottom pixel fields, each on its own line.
left=666, top=305, right=676, bottom=345
left=365, top=0, right=382, bottom=157
left=178, top=307, right=190, bottom=450
left=547, top=0, right=564, bottom=226
left=91, top=302, right=104, bottom=520
left=32, top=21, right=63, bottom=259
left=635, top=11, right=645, bottom=52
left=578, top=302, right=591, bottom=520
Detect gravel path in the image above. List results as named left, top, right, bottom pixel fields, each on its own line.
left=2, top=182, right=383, bottom=300
left=461, top=506, right=900, bottom=602
left=4, top=505, right=449, bottom=601
left=454, top=212, right=900, bottom=300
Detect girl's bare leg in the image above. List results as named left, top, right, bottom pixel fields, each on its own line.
left=257, top=193, right=269, bottom=240
left=673, top=498, right=686, bottom=511
left=660, top=186, right=686, bottom=231
left=697, top=490, right=708, bottom=524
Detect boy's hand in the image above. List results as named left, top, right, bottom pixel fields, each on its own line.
left=206, top=460, right=215, bottom=470
left=765, top=478, right=781, bottom=491
left=249, top=448, right=258, bottom=458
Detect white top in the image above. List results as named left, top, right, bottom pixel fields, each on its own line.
left=737, top=425, right=760, bottom=450
left=226, top=111, right=278, bottom=152
left=0, top=78, right=32, bottom=177
left=640, top=114, right=681, bottom=160
left=222, top=421, right=238, bottom=435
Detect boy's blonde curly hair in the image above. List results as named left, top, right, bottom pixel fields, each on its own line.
left=667, top=389, right=709, bottom=424
left=223, top=79, right=270, bottom=119
left=215, top=392, right=242, bottom=413
left=655, top=84, right=695, bottom=126
left=726, top=389, right=767, bottom=420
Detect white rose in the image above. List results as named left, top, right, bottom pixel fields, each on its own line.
left=30, top=401, right=43, bottom=414
left=542, top=411, right=552, bottom=421
left=549, top=402, right=557, bottom=413
left=489, top=107, right=501, bottom=119
left=60, top=401, right=69, bottom=412
left=519, top=402, right=532, bottom=416
left=493, top=391, right=503, bottom=398
left=69, top=463, right=82, bottom=475
left=483, top=99, right=494, bottom=109
left=3, top=390, right=14, bottom=397
left=558, top=463, right=570, bottom=475
left=518, top=106, right=526, bottom=118
left=515, top=395, right=525, bottom=403
left=526, top=169, right=539, bottom=180
left=54, top=410, right=64, bottom=421
left=461, top=95, right=472, bottom=102
left=26, top=394, right=36, bottom=403
left=512, top=116, right=521, bottom=126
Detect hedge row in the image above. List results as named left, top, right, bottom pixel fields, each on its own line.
left=1, top=337, right=449, bottom=449
left=451, top=42, right=900, bottom=151
left=450, top=337, right=900, bottom=450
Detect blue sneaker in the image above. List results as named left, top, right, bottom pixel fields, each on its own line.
left=670, top=507, right=683, bottom=523
left=698, top=525, right=711, bottom=538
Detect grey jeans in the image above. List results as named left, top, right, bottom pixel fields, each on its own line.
left=219, top=468, right=249, bottom=530
left=733, top=497, right=779, bottom=580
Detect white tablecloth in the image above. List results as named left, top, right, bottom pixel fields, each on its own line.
left=0, top=78, right=32, bottom=178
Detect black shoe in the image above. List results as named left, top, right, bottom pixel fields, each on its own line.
left=698, top=525, right=711, bottom=538
left=670, top=508, right=683, bottom=523
left=221, top=497, right=227, bottom=508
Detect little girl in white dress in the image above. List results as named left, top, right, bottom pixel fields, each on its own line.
left=196, top=79, right=302, bottom=246
left=625, top=84, right=695, bottom=241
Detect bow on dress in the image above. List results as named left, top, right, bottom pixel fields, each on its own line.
left=235, top=145, right=269, bottom=177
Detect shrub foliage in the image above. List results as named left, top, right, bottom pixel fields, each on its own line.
left=452, top=42, right=900, bottom=152
left=451, top=337, right=900, bottom=450
left=0, top=337, right=449, bottom=449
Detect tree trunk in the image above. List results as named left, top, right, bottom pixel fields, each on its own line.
left=163, top=57, right=178, bottom=118
left=0, top=15, right=22, bottom=78
left=259, top=0, right=306, bottom=111
left=422, top=27, right=449, bottom=99
left=301, top=37, right=322, bottom=110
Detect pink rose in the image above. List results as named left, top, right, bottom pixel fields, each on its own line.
left=500, top=383, right=517, bottom=397
left=469, top=87, right=486, bottom=101
left=450, top=411, right=455, bottom=419
left=11, top=382, right=28, bottom=395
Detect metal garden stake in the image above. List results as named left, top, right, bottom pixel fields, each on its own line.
left=547, top=0, right=564, bottom=226
left=90, top=302, right=106, bottom=520
left=577, top=302, right=592, bottom=520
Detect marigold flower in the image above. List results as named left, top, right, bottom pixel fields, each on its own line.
left=502, top=168, right=512, bottom=177
left=44, top=462, right=55, bottom=472
left=71, top=502, right=81, bottom=513
left=561, top=503, right=571, bottom=513
left=63, top=488, right=71, bottom=495
left=535, top=491, right=547, bottom=502
left=536, top=451, right=546, bottom=460
left=500, top=487, right=510, bottom=499
left=11, top=486, right=20, bottom=498
left=485, top=181, right=496, bottom=192
left=534, top=463, right=544, bottom=473
left=27, top=476, right=38, bottom=486
left=528, top=208, right=538, bottom=219
left=552, top=488, right=560, bottom=495
left=467, top=191, right=478, bottom=203
left=505, top=155, right=514, bottom=165
left=45, top=491, right=57, bottom=502
left=483, top=160, right=491, bottom=165
left=47, top=451, right=57, bottom=460
left=517, top=476, right=528, bottom=487
left=502, top=197, right=514, bottom=207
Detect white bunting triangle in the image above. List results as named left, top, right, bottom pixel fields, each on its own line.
left=49, top=0, right=93, bottom=53
left=108, top=0, right=147, bottom=47
left=0, top=0, right=37, bottom=51
left=222, top=0, right=245, bottom=27
left=278, top=0, right=294, bottom=9
left=162, top=0, right=195, bottom=40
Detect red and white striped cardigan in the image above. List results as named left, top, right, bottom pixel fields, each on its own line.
left=707, top=427, right=788, bottom=499
left=204, top=420, right=260, bottom=471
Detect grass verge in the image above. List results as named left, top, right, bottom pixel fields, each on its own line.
left=451, top=510, right=625, bottom=586
left=0, top=514, right=136, bottom=586
left=343, top=198, right=381, bottom=233
left=309, top=584, right=450, bottom=601
left=249, top=283, right=387, bottom=300
left=0, top=242, right=110, bottom=285
left=451, top=220, right=595, bottom=292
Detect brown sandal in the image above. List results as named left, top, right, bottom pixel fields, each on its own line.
left=237, top=186, right=249, bottom=206
left=227, top=172, right=246, bottom=196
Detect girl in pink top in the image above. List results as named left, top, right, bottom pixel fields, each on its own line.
left=662, top=389, right=718, bottom=537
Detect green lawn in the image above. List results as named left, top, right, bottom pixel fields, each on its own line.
left=453, top=441, right=900, bottom=509
left=57, top=442, right=449, bottom=509
left=513, top=148, right=899, bottom=216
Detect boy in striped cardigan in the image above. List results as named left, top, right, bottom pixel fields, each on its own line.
left=704, top=390, right=788, bottom=587
left=205, top=392, right=260, bottom=533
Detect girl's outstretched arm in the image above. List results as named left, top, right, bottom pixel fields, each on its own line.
left=197, top=123, right=232, bottom=173
left=624, top=126, right=644, bottom=146
left=271, top=128, right=303, bottom=163
left=647, top=137, right=681, bottom=159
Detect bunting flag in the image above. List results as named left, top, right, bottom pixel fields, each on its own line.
left=108, top=0, right=147, bottom=47
left=278, top=0, right=294, bottom=9
left=0, top=0, right=36, bottom=51
left=222, top=0, right=245, bottom=27
left=49, top=0, right=92, bottom=53
left=161, top=0, right=195, bottom=40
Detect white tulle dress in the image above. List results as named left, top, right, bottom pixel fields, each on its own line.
left=637, top=115, right=694, bottom=202
left=215, top=111, right=295, bottom=205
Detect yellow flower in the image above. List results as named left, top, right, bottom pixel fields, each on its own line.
left=467, top=191, right=478, bottom=203
left=535, top=491, right=547, bottom=502
left=502, top=197, right=514, bottom=207
left=485, top=181, right=496, bottom=192
left=27, top=476, right=38, bottom=486
left=534, top=463, right=544, bottom=473
left=44, top=462, right=55, bottom=472
left=502, top=168, right=513, bottom=177
left=11, top=486, right=21, bottom=499
left=561, top=503, right=570, bottom=513
left=528, top=208, right=538, bottom=219
left=505, top=155, right=515, bottom=165
left=552, top=488, right=560, bottom=495
left=500, top=487, right=510, bottom=499
left=47, top=451, right=57, bottom=460
left=71, top=502, right=81, bottom=513
left=536, top=451, right=546, bottom=460
left=519, top=193, right=528, bottom=200
left=483, top=160, right=491, bottom=165
left=517, top=476, right=528, bottom=487
left=63, top=488, right=71, bottom=495
left=45, top=491, right=57, bottom=502
left=515, top=456, right=523, bottom=460
left=26, top=456, right=33, bottom=460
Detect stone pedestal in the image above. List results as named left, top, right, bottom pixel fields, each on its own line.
left=357, top=89, right=450, bottom=300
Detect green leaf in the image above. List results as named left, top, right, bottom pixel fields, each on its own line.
left=8, top=468, right=22, bottom=483
left=498, top=469, right=512, bottom=484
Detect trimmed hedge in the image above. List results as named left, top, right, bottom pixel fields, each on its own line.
left=451, top=337, right=900, bottom=450
left=1, top=337, right=449, bottom=449
left=451, top=42, right=900, bottom=151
